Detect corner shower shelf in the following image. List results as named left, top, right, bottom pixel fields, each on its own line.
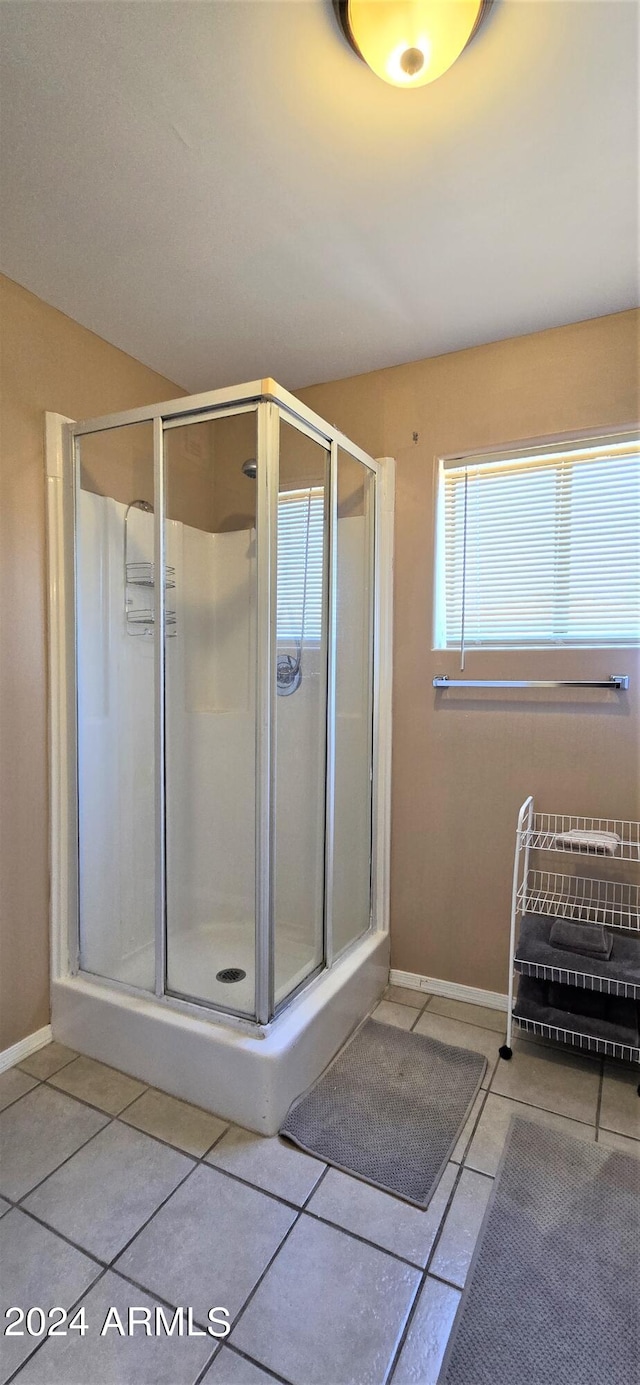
left=126, top=607, right=177, bottom=636
left=125, top=560, right=177, bottom=636
left=125, top=560, right=176, bottom=588
left=500, top=797, right=640, bottom=1079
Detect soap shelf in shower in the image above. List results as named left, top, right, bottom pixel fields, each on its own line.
left=126, top=608, right=177, bottom=636
left=125, top=560, right=175, bottom=589
left=125, top=557, right=177, bottom=636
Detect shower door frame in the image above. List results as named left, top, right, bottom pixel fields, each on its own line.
left=46, top=379, right=394, bottom=1031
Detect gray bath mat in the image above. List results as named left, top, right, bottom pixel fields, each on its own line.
left=439, top=1116, right=640, bottom=1385
left=280, top=1018, right=486, bottom=1207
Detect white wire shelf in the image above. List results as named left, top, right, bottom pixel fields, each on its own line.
left=521, top=813, right=640, bottom=861
left=517, top=871, right=640, bottom=931
left=514, top=958, right=639, bottom=1000
left=126, top=561, right=176, bottom=589
left=514, top=875, right=640, bottom=996
left=126, top=608, right=177, bottom=636
left=503, top=797, right=640, bottom=1072
left=512, top=1012, right=640, bottom=1064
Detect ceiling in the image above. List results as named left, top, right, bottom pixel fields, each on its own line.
left=1, top=1, right=638, bottom=393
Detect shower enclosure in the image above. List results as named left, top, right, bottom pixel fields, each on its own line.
left=46, top=380, right=393, bottom=1131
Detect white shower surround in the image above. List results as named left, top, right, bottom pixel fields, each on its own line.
left=45, top=386, right=394, bottom=1134
left=77, top=493, right=373, bottom=1013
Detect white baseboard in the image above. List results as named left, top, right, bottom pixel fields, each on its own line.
left=389, top=969, right=507, bottom=1012
left=0, top=1024, right=53, bottom=1074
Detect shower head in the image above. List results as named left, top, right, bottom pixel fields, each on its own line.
left=131, top=498, right=154, bottom=513
left=242, top=458, right=257, bottom=480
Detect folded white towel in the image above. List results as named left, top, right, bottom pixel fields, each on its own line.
left=553, top=829, right=620, bottom=856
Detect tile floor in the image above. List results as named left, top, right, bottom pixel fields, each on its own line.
left=0, top=995, right=638, bottom=1385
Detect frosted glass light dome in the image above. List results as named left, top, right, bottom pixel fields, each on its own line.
left=339, top=0, right=490, bottom=89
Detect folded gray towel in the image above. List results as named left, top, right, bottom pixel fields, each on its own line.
left=517, top=913, right=640, bottom=991
left=553, top=829, right=620, bottom=856
left=546, top=983, right=637, bottom=1038
left=549, top=918, right=613, bottom=959
left=548, top=983, right=607, bottom=1018
left=515, top=976, right=639, bottom=1049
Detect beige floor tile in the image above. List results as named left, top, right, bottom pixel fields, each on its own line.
left=412, top=1012, right=499, bottom=1083
left=0, top=1209, right=101, bottom=1382
left=15, top=1270, right=213, bottom=1384
left=0, top=1086, right=108, bottom=1201
left=206, top=1126, right=324, bottom=1205
left=427, top=996, right=507, bottom=1034
left=597, top=1127, right=640, bottom=1157
left=117, top=1163, right=295, bottom=1325
left=120, top=1088, right=228, bottom=1157
left=391, top=1275, right=461, bottom=1385
left=450, top=1092, right=485, bottom=1163
left=24, top=1120, right=192, bottom=1261
left=231, top=1214, right=420, bottom=1385
left=372, top=1000, right=422, bottom=1030
left=307, top=1162, right=457, bottom=1268
left=203, top=1348, right=275, bottom=1384
left=18, top=1042, right=77, bottom=1080
left=599, top=1066, right=640, bottom=1140
left=383, top=985, right=429, bottom=1009
left=0, top=1067, right=38, bottom=1113
left=465, top=1093, right=596, bottom=1176
left=49, top=1055, right=147, bottom=1115
left=490, top=1038, right=599, bottom=1123
left=430, top=1169, right=493, bottom=1288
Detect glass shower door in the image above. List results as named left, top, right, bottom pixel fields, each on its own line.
left=331, top=448, right=376, bottom=955
left=75, top=421, right=157, bottom=990
left=163, top=410, right=258, bottom=1017
left=273, top=419, right=330, bottom=1005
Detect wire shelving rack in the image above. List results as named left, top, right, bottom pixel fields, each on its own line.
left=500, top=796, right=640, bottom=1088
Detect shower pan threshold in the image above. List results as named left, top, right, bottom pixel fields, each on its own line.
left=51, top=930, right=389, bottom=1135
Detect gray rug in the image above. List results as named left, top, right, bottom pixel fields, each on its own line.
left=280, top=1018, right=487, bottom=1207
left=439, top=1117, right=640, bottom=1385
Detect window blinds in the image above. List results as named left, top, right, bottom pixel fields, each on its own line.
left=277, top=487, right=325, bottom=642
left=439, top=435, right=640, bottom=649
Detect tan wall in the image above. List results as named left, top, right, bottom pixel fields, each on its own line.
left=210, top=412, right=364, bottom=530
left=297, top=310, right=640, bottom=994
left=0, top=275, right=185, bottom=1049
left=1, top=276, right=638, bottom=1050
left=80, top=414, right=220, bottom=532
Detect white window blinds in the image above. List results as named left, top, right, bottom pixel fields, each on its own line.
left=438, top=434, right=640, bottom=649
left=277, top=487, right=324, bottom=642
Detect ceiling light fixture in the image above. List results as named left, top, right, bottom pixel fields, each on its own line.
left=333, top=0, right=493, bottom=89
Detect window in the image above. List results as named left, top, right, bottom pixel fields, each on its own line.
left=436, top=432, right=640, bottom=649
left=277, top=487, right=325, bottom=642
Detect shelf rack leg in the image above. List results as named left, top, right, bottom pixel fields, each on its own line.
left=500, top=795, right=533, bottom=1061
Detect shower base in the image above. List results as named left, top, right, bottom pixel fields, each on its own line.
left=119, top=920, right=321, bottom=1015
left=51, top=930, right=389, bottom=1134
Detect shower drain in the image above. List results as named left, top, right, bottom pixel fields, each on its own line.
left=216, top=967, right=247, bottom=984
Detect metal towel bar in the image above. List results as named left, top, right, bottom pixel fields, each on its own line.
left=433, top=675, right=630, bottom=690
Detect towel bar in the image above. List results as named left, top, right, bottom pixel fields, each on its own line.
left=433, top=675, right=630, bottom=690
